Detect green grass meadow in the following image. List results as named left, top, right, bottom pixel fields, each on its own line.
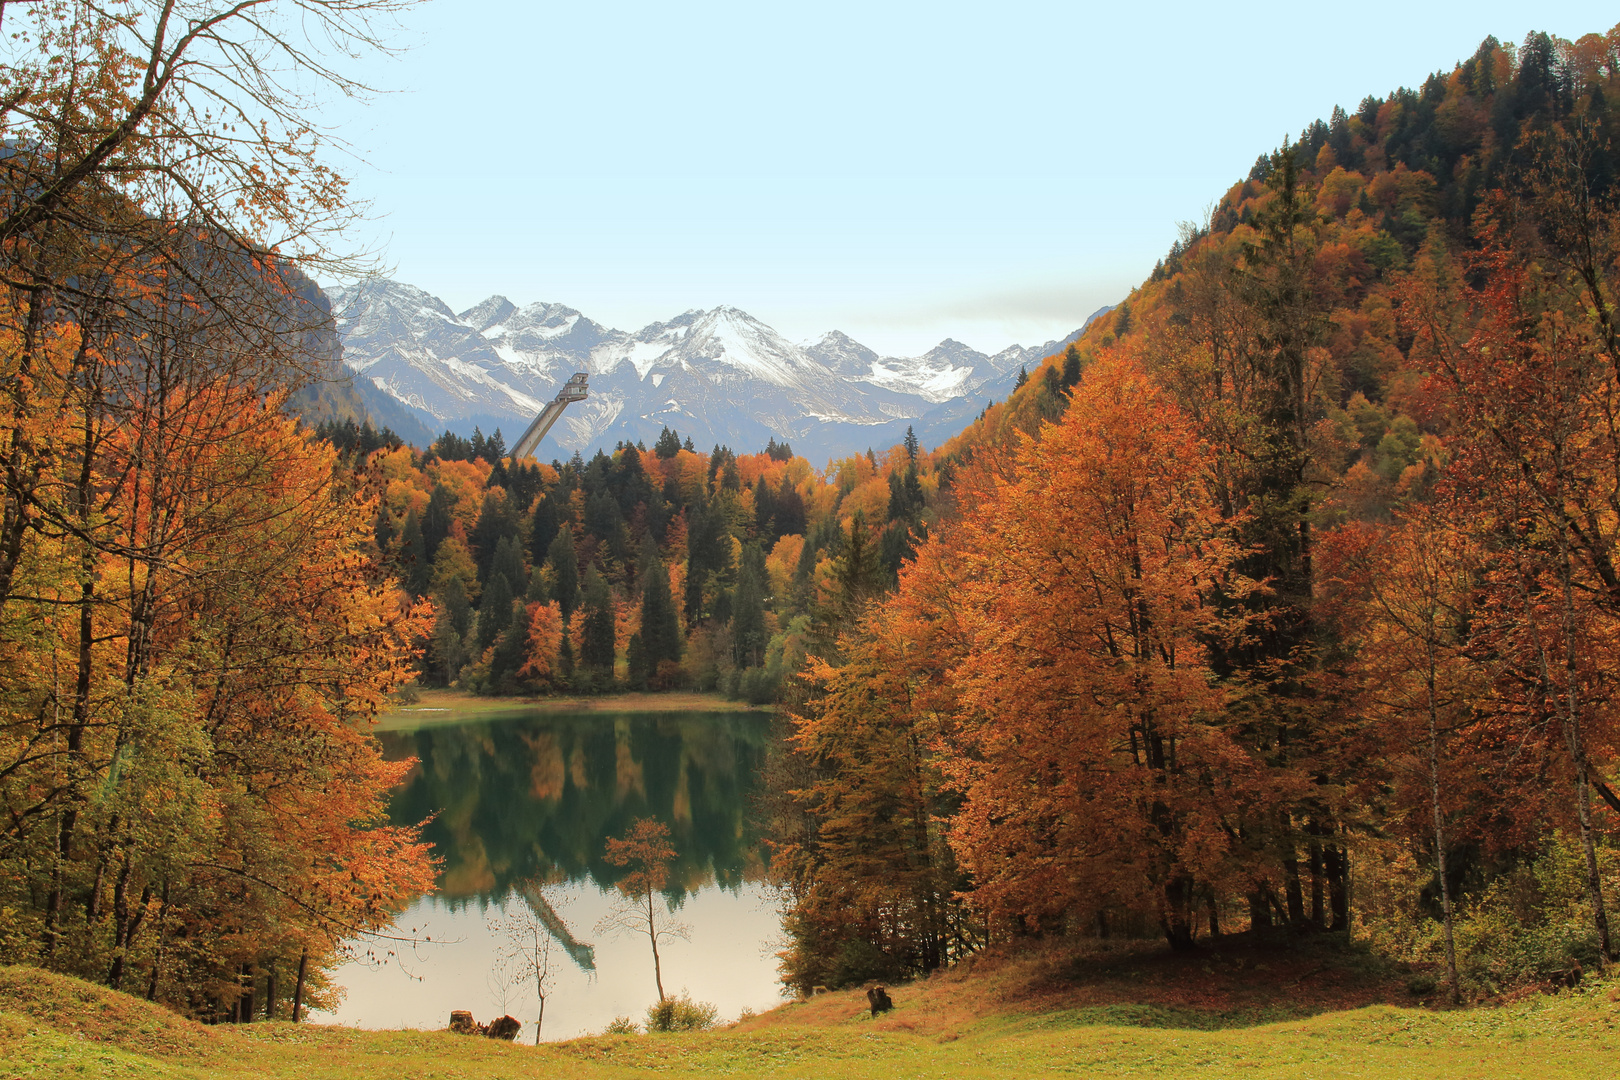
left=4, top=964, right=1619, bottom=1079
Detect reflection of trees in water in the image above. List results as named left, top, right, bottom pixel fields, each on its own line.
left=380, top=712, right=771, bottom=906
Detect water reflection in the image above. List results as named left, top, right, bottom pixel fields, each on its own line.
left=327, top=709, right=783, bottom=1039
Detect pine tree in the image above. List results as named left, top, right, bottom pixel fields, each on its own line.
left=732, top=544, right=768, bottom=667
left=626, top=632, right=649, bottom=691
left=638, top=536, right=682, bottom=672
left=654, top=426, right=682, bottom=459
left=422, top=483, right=455, bottom=563
left=441, top=574, right=473, bottom=639
left=375, top=508, right=396, bottom=553
left=400, top=510, right=431, bottom=597
left=1060, top=343, right=1083, bottom=392
left=548, top=528, right=580, bottom=620
left=492, top=535, right=528, bottom=598
left=488, top=599, right=530, bottom=692
left=530, top=490, right=565, bottom=566
left=478, top=572, right=514, bottom=653
left=753, top=476, right=778, bottom=545
left=821, top=512, right=884, bottom=645
left=580, top=568, right=617, bottom=670
left=557, top=627, right=576, bottom=687
left=471, top=489, right=520, bottom=583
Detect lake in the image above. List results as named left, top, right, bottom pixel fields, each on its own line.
left=321, top=707, right=786, bottom=1041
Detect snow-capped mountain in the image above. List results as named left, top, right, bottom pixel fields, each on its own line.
left=329, top=278, right=1104, bottom=462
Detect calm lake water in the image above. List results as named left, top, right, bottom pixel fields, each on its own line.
left=321, top=708, right=786, bottom=1041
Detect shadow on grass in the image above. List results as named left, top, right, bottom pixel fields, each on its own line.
left=1013, top=930, right=1412, bottom=1032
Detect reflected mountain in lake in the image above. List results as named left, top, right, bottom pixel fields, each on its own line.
left=378, top=710, right=773, bottom=906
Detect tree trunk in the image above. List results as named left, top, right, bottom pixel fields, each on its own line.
left=107, top=864, right=148, bottom=991
left=291, top=949, right=308, bottom=1022
left=146, top=879, right=170, bottom=1002
left=1568, top=721, right=1614, bottom=961
left=646, top=889, right=665, bottom=1001
left=1248, top=890, right=1272, bottom=931
left=1325, top=842, right=1349, bottom=931
left=1556, top=532, right=1614, bottom=961
left=1309, top=839, right=1324, bottom=927
left=1427, top=650, right=1461, bottom=1003
left=1161, top=876, right=1199, bottom=952
left=1282, top=842, right=1305, bottom=926
left=238, top=962, right=255, bottom=1023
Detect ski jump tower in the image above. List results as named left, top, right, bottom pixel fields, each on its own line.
left=512, top=372, right=589, bottom=460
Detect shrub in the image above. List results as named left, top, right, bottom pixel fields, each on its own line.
left=1357, top=833, right=1617, bottom=997
left=601, top=1015, right=638, bottom=1035
left=645, top=992, right=718, bottom=1033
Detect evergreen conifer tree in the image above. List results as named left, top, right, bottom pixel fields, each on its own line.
left=477, top=572, right=514, bottom=652
left=638, top=536, right=682, bottom=672
left=400, top=510, right=431, bottom=597
left=442, top=574, right=472, bottom=639
left=732, top=544, right=768, bottom=667
left=654, top=426, right=682, bottom=458
left=548, top=528, right=580, bottom=620
left=1060, top=343, right=1083, bottom=392
left=488, top=600, right=530, bottom=692
left=375, top=508, right=396, bottom=553
left=581, top=568, right=617, bottom=670
left=492, top=535, right=528, bottom=597
left=530, top=491, right=565, bottom=566
left=422, top=483, right=455, bottom=562
left=626, top=632, right=648, bottom=691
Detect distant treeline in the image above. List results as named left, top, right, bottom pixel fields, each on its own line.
left=328, top=418, right=937, bottom=705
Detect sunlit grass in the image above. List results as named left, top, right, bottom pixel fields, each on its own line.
left=5, top=961, right=1619, bottom=1079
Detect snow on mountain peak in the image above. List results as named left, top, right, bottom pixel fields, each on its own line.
left=329, top=277, right=1095, bottom=460
left=458, top=295, right=516, bottom=334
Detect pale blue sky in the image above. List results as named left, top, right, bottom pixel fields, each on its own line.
left=324, top=2, right=1618, bottom=356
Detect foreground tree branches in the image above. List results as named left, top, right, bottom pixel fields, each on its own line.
left=0, top=1, right=433, bottom=1018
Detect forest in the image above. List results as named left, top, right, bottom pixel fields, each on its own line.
left=319, top=420, right=935, bottom=705
left=5, top=0, right=1620, bottom=1032
left=0, top=2, right=435, bottom=1022
left=770, top=25, right=1620, bottom=1006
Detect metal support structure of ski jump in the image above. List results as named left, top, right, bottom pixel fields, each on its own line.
left=511, top=372, right=588, bottom=460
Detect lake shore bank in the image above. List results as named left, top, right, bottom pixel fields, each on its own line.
left=376, top=687, right=772, bottom=731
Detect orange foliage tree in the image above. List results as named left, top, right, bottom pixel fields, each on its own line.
left=917, top=353, right=1268, bottom=949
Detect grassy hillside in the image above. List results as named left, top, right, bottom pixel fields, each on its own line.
left=6, top=942, right=1620, bottom=1079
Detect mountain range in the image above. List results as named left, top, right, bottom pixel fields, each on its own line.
left=328, top=278, right=1109, bottom=462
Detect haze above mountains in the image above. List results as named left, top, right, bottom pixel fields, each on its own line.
left=329, top=279, right=1108, bottom=463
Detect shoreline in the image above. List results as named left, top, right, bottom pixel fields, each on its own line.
left=375, top=687, right=772, bottom=731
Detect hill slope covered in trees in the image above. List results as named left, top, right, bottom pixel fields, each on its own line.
left=771, top=24, right=1620, bottom=1007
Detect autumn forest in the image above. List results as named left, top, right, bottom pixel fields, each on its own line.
left=4, top=1, right=1620, bottom=1032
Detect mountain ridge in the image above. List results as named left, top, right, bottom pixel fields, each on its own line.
left=330, top=278, right=1108, bottom=462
